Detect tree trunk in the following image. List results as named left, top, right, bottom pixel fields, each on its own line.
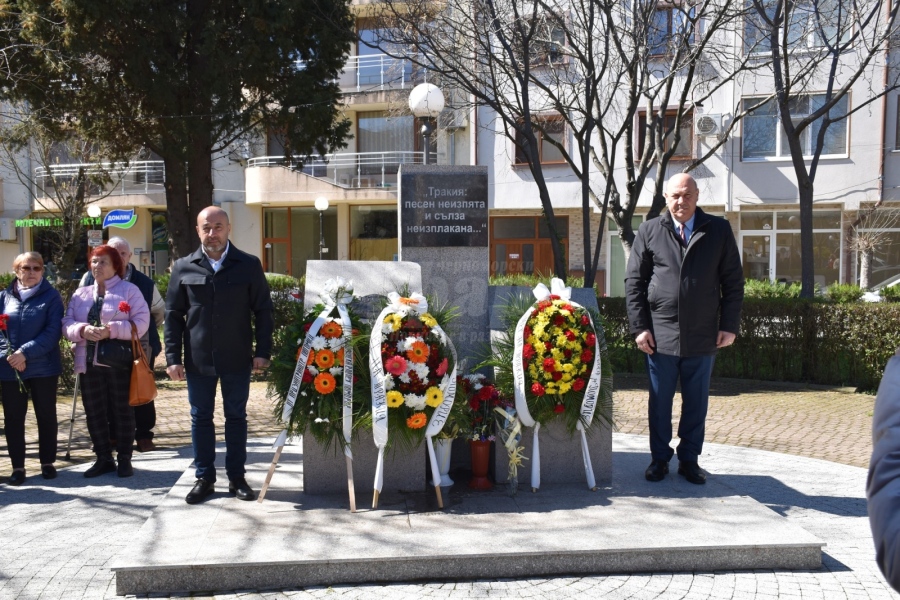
left=164, top=157, right=192, bottom=259
left=187, top=126, right=214, bottom=234
left=860, top=249, right=872, bottom=289
left=798, top=180, right=816, bottom=298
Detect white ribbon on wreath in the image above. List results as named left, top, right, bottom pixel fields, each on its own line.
left=275, top=277, right=355, bottom=458
left=370, top=291, right=457, bottom=498
left=512, top=277, right=603, bottom=490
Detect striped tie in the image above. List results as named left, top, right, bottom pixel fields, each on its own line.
left=679, top=224, right=687, bottom=245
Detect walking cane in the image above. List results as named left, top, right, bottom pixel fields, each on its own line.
left=64, top=373, right=81, bottom=460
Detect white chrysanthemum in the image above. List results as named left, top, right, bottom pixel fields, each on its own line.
left=314, top=417, right=330, bottom=423
left=404, top=393, right=426, bottom=410
left=381, top=321, right=395, bottom=335
left=311, top=336, right=328, bottom=350
left=411, top=362, right=429, bottom=381
left=399, top=371, right=412, bottom=384
left=329, top=366, right=342, bottom=377
left=382, top=374, right=395, bottom=390
left=307, top=365, right=318, bottom=376
left=327, top=337, right=343, bottom=351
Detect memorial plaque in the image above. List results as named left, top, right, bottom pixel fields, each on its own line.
left=400, top=167, right=488, bottom=247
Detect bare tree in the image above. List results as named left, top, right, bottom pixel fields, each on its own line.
left=747, top=0, right=900, bottom=297
left=847, top=201, right=900, bottom=288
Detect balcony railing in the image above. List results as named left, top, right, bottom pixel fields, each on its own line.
left=34, top=161, right=165, bottom=199
left=299, top=53, right=423, bottom=92
left=248, top=151, right=423, bottom=189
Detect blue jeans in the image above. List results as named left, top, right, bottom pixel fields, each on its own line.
left=645, top=353, right=715, bottom=463
left=186, top=369, right=251, bottom=482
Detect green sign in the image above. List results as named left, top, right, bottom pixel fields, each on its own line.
left=15, top=217, right=102, bottom=228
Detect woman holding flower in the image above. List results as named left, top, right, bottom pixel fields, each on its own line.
left=63, top=245, right=149, bottom=479
left=0, top=252, right=63, bottom=486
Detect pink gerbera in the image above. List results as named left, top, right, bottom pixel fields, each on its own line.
left=436, top=357, right=449, bottom=376
left=384, top=355, right=408, bottom=376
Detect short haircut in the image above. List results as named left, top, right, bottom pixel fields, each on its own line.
left=90, top=245, right=126, bottom=278
left=12, top=251, right=43, bottom=272
left=107, top=236, right=130, bottom=252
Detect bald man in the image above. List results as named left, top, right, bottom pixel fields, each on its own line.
left=624, top=173, right=744, bottom=485
left=165, top=206, right=273, bottom=504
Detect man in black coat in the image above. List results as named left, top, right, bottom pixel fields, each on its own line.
left=165, top=206, right=274, bottom=504
left=624, top=173, right=744, bottom=484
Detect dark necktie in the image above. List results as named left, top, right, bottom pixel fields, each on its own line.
left=679, top=224, right=687, bottom=245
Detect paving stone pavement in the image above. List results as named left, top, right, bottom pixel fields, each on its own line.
left=0, top=372, right=892, bottom=599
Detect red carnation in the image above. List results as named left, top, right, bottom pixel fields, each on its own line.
left=0, top=315, right=7, bottom=331
left=469, top=398, right=482, bottom=410
left=552, top=371, right=562, bottom=381
left=563, top=304, right=574, bottom=312
left=565, top=330, right=576, bottom=341
left=118, top=301, right=131, bottom=313
left=523, top=344, right=536, bottom=360
left=581, top=314, right=590, bottom=326
left=554, top=403, right=565, bottom=413
left=572, top=378, right=586, bottom=392
left=543, top=357, right=556, bottom=372
left=581, top=349, right=593, bottom=363
left=585, top=332, right=596, bottom=346
left=523, top=326, right=532, bottom=339
left=549, top=294, right=560, bottom=300
left=531, top=382, right=545, bottom=396
left=564, top=349, right=572, bottom=359
left=302, top=370, right=313, bottom=383
left=554, top=315, right=565, bottom=327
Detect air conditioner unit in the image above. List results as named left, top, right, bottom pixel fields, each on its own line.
left=0, top=218, right=16, bottom=241
left=694, top=113, right=723, bottom=137
left=439, top=108, right=468, bottom=130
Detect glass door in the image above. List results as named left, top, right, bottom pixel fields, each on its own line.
left=741, top=234, right=772, bottom=282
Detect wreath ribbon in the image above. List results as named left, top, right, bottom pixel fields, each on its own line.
left=512, top=277, right=602, bottom=490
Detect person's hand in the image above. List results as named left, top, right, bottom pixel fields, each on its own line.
left=7, top=351, right=25, bottom=372
left=167, top=364, right=185, bottom=381
left=252, top=357, right=270, bottom=373
left=716, top=331, right=736, bottom=349
left=635, top=330, right=655, bottom=355
left=83, top=325, right=109, bottom=342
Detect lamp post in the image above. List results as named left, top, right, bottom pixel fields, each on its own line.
left=315, top=196, right=329, bottom=260
left=408, top=83, right=445, bottom=165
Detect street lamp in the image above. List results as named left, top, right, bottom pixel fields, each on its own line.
left=408, top=83, right=445, bottom=165
left=86, top=205, right=101, bottom=218
left=315, top=196, right=329, bottom=260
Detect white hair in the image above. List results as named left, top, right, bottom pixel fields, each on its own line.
left=107, top=236, right=130, bottom=252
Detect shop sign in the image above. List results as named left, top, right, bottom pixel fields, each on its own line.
left=14, top=216, right=102, bottom=228
left=102, top=208, right=137, bottom=229
left=87, top=230, right=103, bottom=247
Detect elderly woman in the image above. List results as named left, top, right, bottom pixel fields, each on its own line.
left=64, top=245, right=149, bottom=479
left=0, top=252, right=63, bottom=486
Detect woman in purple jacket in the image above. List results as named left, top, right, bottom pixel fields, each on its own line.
left=63, top=245, right=149, bottom=479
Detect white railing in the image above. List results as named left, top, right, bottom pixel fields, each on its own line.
left=299, top=53, right=421, bottom=92
left=248, top=151, right=423, bottom=189
left=34, top=161, right=165, bottom=199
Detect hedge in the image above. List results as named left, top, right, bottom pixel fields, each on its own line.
left=597, top=297, right=900, bottom=391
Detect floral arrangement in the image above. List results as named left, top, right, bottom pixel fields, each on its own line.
left=456, top=373, right=506, bottom=442
left=0, top=314, right=24, bottom=391
left=269, top=279, right=367, bottom=451
left=373, top=292, right=457, bottom=444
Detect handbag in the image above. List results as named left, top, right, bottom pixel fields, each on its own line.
left=129, top=322, right=158, bottom=407
left=96, top=338, right=134, bottom=370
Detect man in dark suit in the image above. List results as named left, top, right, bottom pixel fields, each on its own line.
left=165, top=206, right=274, bottom=504
left=625, top=173, right=744, bottom=485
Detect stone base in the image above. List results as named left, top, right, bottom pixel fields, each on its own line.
left=304, top=429, right=426, bottom=495
left=495, top=418, right=612, bottom=487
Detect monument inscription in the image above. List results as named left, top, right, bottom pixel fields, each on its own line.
left=400, top=172, right=488, bottom=247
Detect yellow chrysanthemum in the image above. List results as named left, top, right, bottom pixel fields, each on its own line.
left=421, top=313, right=437, bottom=327
left=386, top=390, right=404, bottom=408
left=558, top=382, right=572, bottom=394
left=425, top=386, right=443, bottom=408
left=385, top=313, right=403, bottom=331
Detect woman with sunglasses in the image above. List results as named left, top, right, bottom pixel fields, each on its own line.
left=0, top=252, right=64, bottom=485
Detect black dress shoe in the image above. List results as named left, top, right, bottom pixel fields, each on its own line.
left=8, top=470, right=25, bottom=486
left=645, top=459, right=669, bottom=482
left=41, top=465, right=57, bottom=480
left=186, top=479, right=214, bottom=504
left=117, top=457, right=134, bottom=478
left=678, top=460, right=707, bottom=485
left=84, top=456, right=116, bottom=478
left=228, top=477, right=256, bottom=501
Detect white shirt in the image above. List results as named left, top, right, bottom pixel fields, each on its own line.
left=203, top=241, right=230, bottom=273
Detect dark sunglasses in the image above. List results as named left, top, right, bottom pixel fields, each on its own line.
left=18, top=266, right=43, bottom=273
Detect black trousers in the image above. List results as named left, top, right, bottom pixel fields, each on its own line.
left=107, top=353, right=156, bottom=441
left=1, top=376, right=59, bottom=469
left=81, top=363, right=134, bottom=458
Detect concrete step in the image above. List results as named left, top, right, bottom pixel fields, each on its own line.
left=112, top=437, right=823, bottom=596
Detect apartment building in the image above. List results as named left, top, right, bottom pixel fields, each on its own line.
left=4, top=2, right=898, bottom=296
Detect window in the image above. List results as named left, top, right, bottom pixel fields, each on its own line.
left=357, top=111, right=415, bottom=183
left=637, top=109, right=693, bottom=160
left=510, top=13, right=567, bottom=67
left=490, top=216, right=568, bottom=276
left=741, top=94, right=849, bottom=160
left=263, top=207, right=338, bottom=277
left=514, top=117, right=566, bottom=165
left=649, top=3, right=696, bottom=56
left=743, top=0, right=849, bottom=55
left=895, top=95, right=900, bottom=150
left=350, top=205, right=398, bottom=261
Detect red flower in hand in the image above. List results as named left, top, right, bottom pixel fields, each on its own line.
left=118, top=301, right=131, bottom=313
left=0, top=314, right=8, bottom=331
left=531, top=382, right=545, bottom=396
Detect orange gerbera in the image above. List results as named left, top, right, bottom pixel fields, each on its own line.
left=307, top=350, right=316, bottom=365
left=321, top=321, right=343, bottom=339
left=314, top=372, right=337, bottom=394
left=406, top=340, right=430, bottom=364
left=315, top=348, right=335, bottom=370
left=336, top=347, right=345, bottom=365
left=296, top=346, right=303, bottom=361
left=406, top=412, right=427, bottom=429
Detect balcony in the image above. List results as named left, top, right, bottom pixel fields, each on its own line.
left=247, top=151, right=423, bottom=189
left=33, top=161, right=165, bottom=200
left=300, top=54, right=422, bottom=93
